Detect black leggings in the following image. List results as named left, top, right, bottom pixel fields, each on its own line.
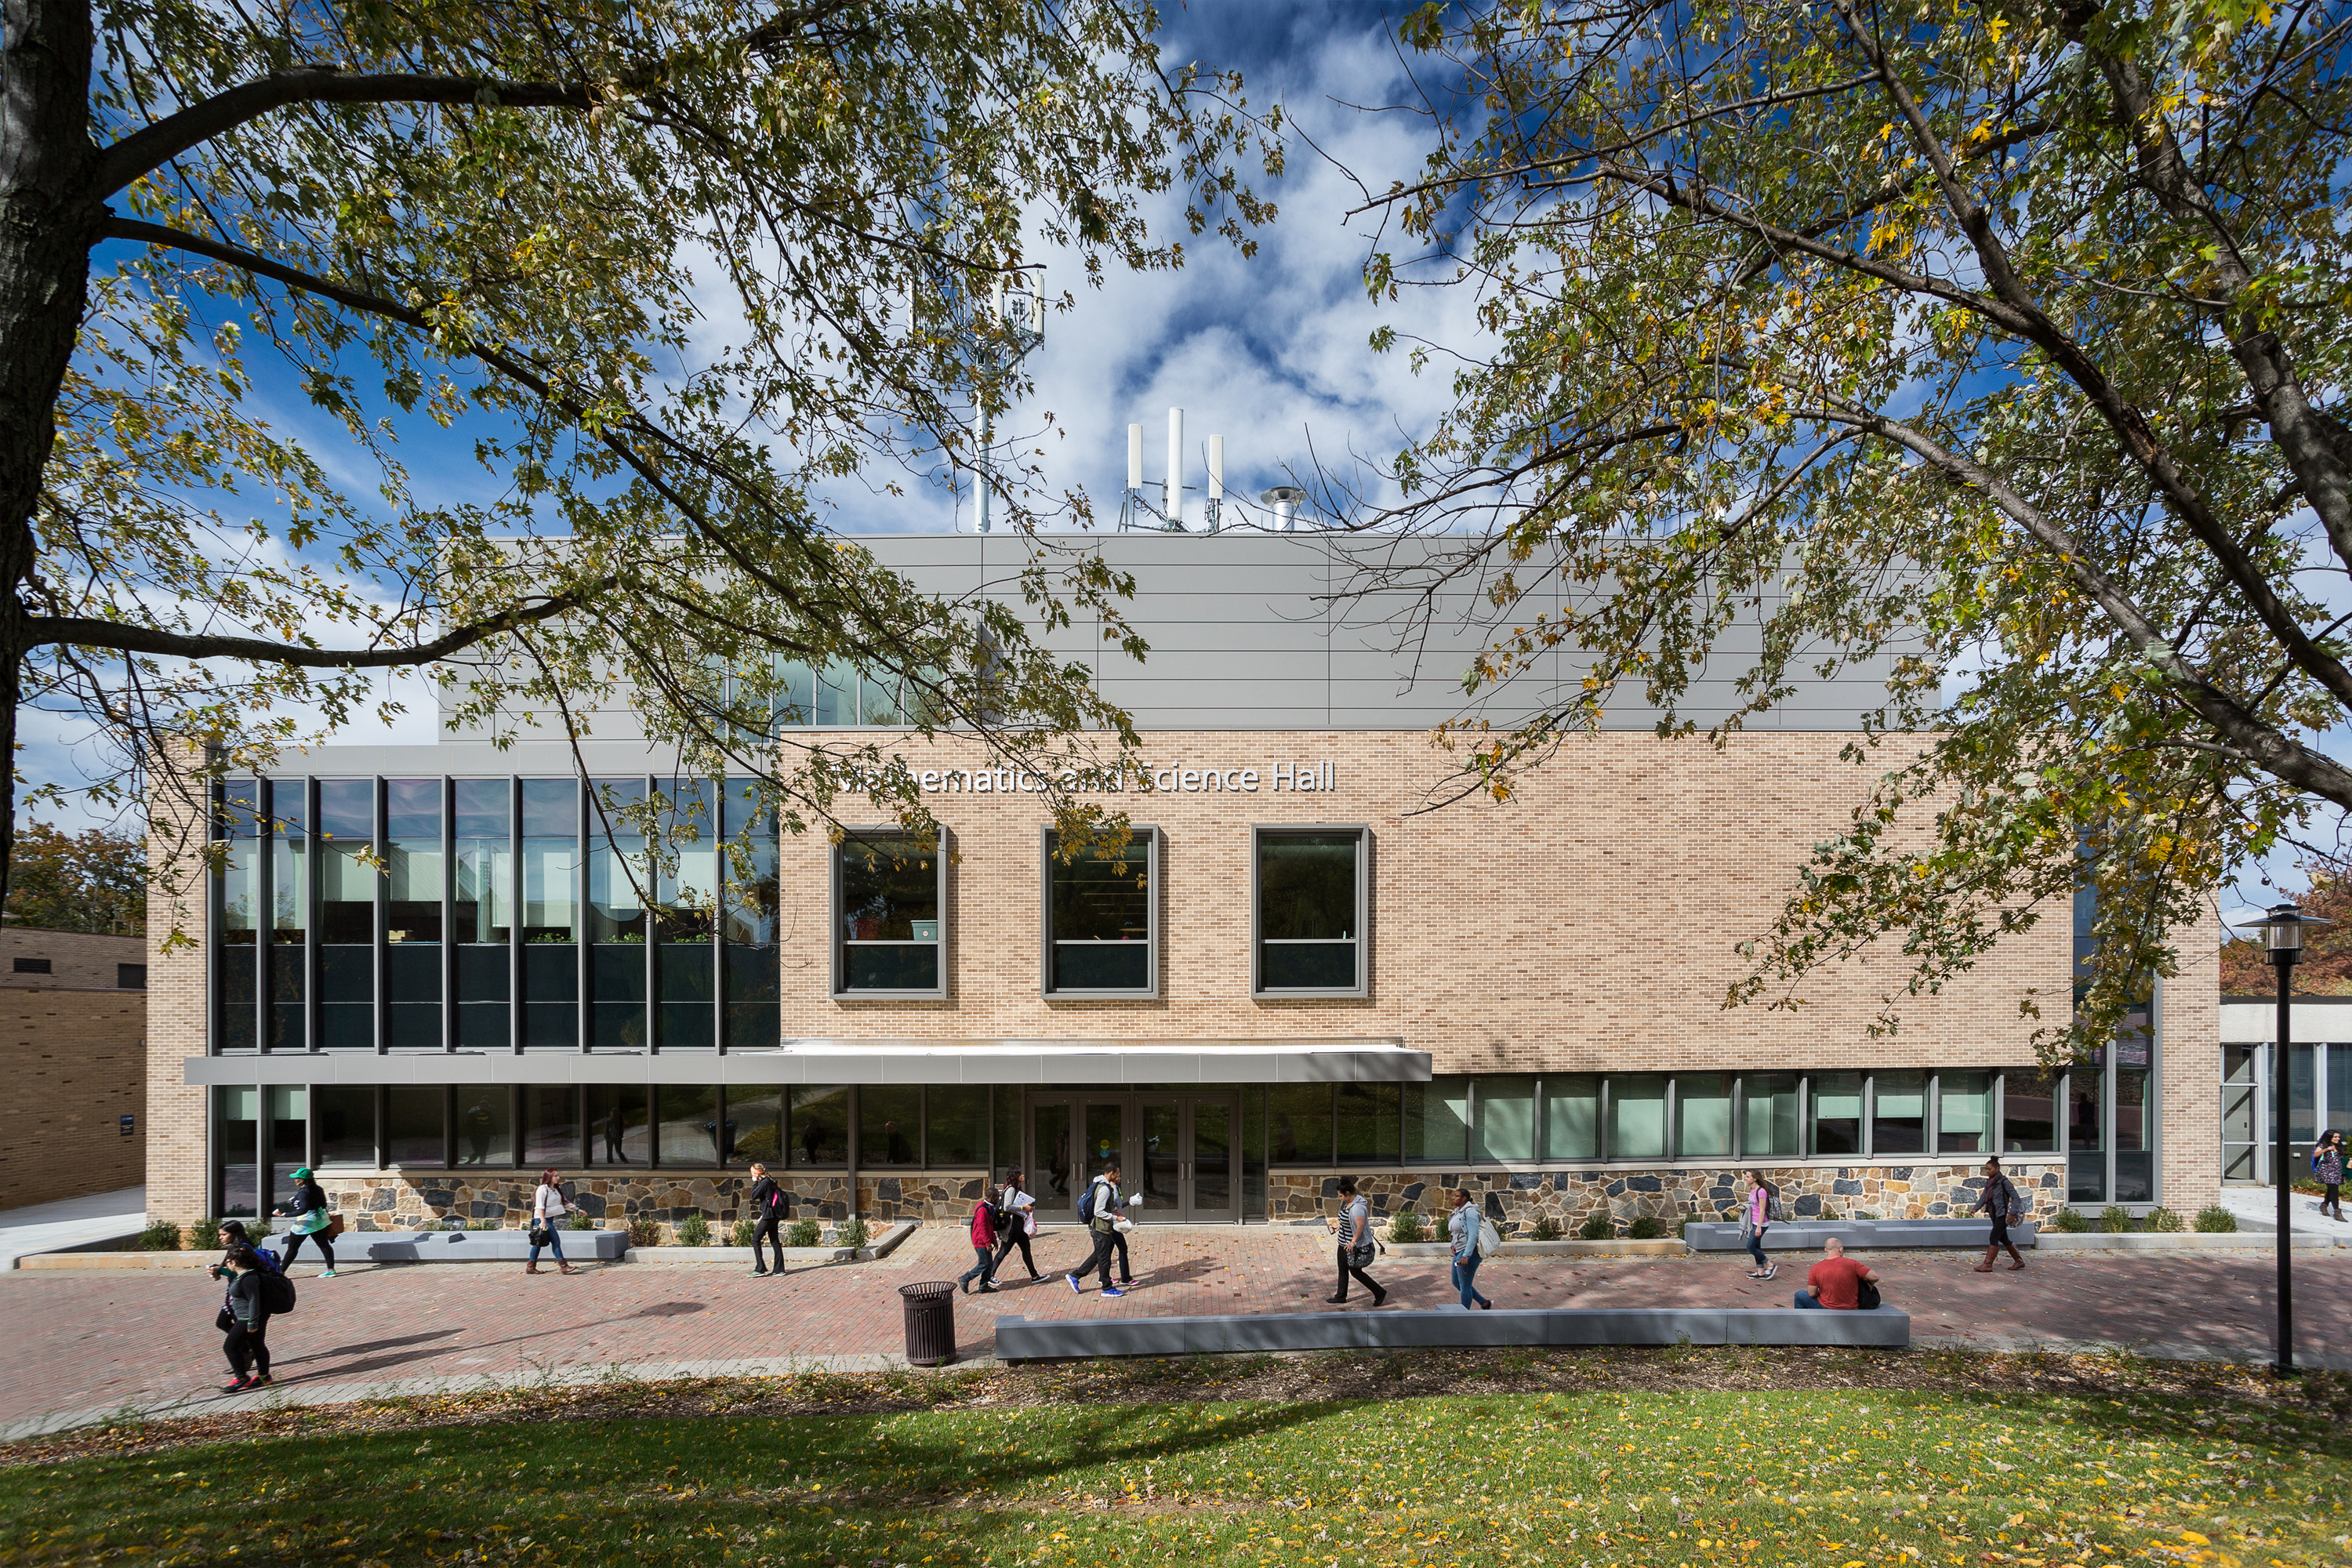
left=2326, top=1183, right=2344, bottom=1213
left=224, top=1324, right=270, bottom=1378
left=993, top=1229, right=1037, bottom=1277
left=751, top=1212, right=787, bottom=1271
left=280, top=1231, right=333, bottom=1270
left=1334, top=1247, right=1381, bottom=1301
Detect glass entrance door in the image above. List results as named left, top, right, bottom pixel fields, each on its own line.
left=1029, top=1091, right=1241, bottom=1222
left=1189, top=1097, right=1237, bottom=1222
left=1028, top=1097, right=1078, bottom=1218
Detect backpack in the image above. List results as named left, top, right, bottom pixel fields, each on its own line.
left=1764, top=1189, right=1784, bottom=1224
left=1475, top=1215, right=1504, bottom=1260
left=259, top=1270, right=297, bottom=1316
left=1076, top=1179, right=1099, bottom=1225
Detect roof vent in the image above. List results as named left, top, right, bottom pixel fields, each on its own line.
left=1259, top=485, right=1308, bottom=532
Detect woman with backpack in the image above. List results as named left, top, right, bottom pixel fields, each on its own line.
left=526, top=1169, right=580, bottom=1276
left=2314, top=1130, right=2347, bottom=1223
left=990, top=1167, right=1042, bottom=1283
left=1447, top=1189, right=1495, bottom=1310
left=220, top=1245, right=277, bottom=1391
left=1971, top=1156, right=2027, bottom=1272
left=1326, top=1175, right=1388, bottom=1306
left=272, top=1167, right=337, bottom=1277
left=1740, top=1170, right=1779, bottom=1281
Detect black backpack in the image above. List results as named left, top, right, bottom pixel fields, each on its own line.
left=260, top=1270, right=298, bottom=1316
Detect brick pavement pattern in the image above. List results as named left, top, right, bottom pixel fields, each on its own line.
left=11, top=1227, right=2348, bottom=1435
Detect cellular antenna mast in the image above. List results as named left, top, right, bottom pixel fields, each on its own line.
left=946, top=266, right=1044, bottom=534
left=1120, top=408, right=1232, bottom=532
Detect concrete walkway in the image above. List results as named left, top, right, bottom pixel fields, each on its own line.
left=0, top=1185, right=144, bottom=1270
left=2218, top=1183, right=2352, bottom=1239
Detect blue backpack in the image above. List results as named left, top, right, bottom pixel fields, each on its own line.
left=1078, top=1178, right=1109, bottom=1225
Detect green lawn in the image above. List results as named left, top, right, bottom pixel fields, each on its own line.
left=5, top=1377, right=2348, bottom=1567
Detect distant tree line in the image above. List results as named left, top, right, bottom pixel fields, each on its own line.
left=4, top=823, right=145, bottom=938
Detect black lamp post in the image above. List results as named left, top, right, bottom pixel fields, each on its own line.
left=2234, top=901, right=2332, bottom=1377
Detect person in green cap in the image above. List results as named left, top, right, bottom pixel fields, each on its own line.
left=272, top=1167, right=337, bottom=1277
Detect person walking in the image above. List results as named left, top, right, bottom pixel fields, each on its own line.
left=272, top=1167, right=338, bottom=1277
left=1065, top=1159, right=1127, bottom=1298
left=990, top=1167, right=1042, bottom=1283
left=220, top=1245, right=276, bottom=1391
left=2314, top=1131, right=2348, bottom=1223
left=746, top=1162, right=789, bottom=1277
left=1970, top=1156, right=2028, bottom=1272
left=957, top=1189, right=1003, bottom=1294
left=526, top=1168, right=580, bottom=1276
left=1327, top=1175, right=1388, bottom=1306
left=1740, top=1170, right=1778, bottom=1281
left=1448, top=1189, right=1494, bottom=1310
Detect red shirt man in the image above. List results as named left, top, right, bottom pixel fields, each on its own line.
left=1797, top=1238, right=1878, bottom=1309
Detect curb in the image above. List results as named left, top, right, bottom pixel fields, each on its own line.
left=13, top=1221, right=922, bottom=1270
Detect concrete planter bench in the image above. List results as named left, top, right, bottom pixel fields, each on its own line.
left=325, top=1229, right=630, bottom=1264
left=1382, top=1238, right=1686, bottom=1259
left=995, top=1303, right=1908, bottom=1362
left=1685, top=1218, right=2038, bottom=1252
left=622, top=1223, right=916, bottom=1264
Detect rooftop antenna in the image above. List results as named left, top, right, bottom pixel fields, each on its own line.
left=1207, top=435, right=1224, bottom=532
left=952, top=266, right=1044, bottom=533
left=1122, top=406, right=1231, bottom=531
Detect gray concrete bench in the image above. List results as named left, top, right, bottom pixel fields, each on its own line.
left=271, top=1229, right=628, bottom=1264
left=994, top=1304, right=1908, bottom=1362
left=1685, top=1218, right=2037, bottom=1252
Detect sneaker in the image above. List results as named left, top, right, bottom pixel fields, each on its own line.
left=979, top=1282, right=1001, bottom=1293
left=318, top=1269, right=338, bottom=1279
left=1762, top=1265, right=1777, bottom=1281
left=221, top=1377, right=252, bottom=1393
left=247, top=1375, right=274, bottom=1388
left=750, top=1269, right=770, bottom=1278
left=1065, top=1274, right=1083, bottom=1294
left=1101, top=1287, right=1126, bottom=1298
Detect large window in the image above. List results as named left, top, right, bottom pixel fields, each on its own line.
left=1268, top=1084, right=1334, bottom=1163
left=859, top=1084, right=921, bottom=1166
left=1871, top=1069, right=1926, bottom=1156
left=314, top=1086, right=376, bottom=1167
left=2003, top=1068, right=2058, bottom=1152
left=1810, top=1072, right=1863, bottom=1156
left=1473, top=1076, right=1537, bottom=1163
left=385, top=779, right=443, bottom=1051
left=521, top=780, right=579, bottom=1047
left=1608, top=1076, right=1668, bottom=1160
left=926, top=1087, right=990, bottom=1167
left=1042, top=828, right=1156, bottom=995
left=212, top=1085, right=259, bottom=1216
left=217, top=782, right=260, bottom=1053
left=587, top=1084, right=649, bottom=1166
left=789, top=1085, right=849, bottom=1165
left=263, top=779, right=305, bottom=1051
left=722, top=780, right=779, bottom=1050
left=317, top=779, right=374, bottom=1050
left=454, top=1085, right=514, bottom=1168
left=523, top=1086, right=580, bottom=1167
left=1253, top=827, right=1368, bottom=996
left=387, top=1085, right=445, bottom=1167
left=1936, top=1072, right=1991, bottom=1154
left=834, top=833, right=946, bottom=996
left=588, top=778, right=649, bottom=1052
left=1675, top=1074, right=1732, bottom=1159
left=1406, top=1078, right=1471, bottom=1163
left=1336, top=1082, right=1401, bottom=1165
left=655, top=781, right=717, bottom=1049
left=656, top=1084, right=721, bottom=1165
left=453, top=779, right=511, bottom=1050
left=1544, top=1076, right=1601, bottom=1160
left=1739, top=1074, right=1802, bottom=1158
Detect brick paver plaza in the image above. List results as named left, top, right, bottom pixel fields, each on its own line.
left=10, top=1226, right=2350, bottom=1436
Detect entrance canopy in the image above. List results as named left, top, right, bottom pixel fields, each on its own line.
left=185, top=1037, right=1428, bottom=1087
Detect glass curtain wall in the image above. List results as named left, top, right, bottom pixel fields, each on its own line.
left=385, top=780, right=443, bottom=1050
left=586, top=1084, right=650, bottom=1165
left=789, top=1086, right=849, bottom=1165
left=314, top=1086, right=376, bottom=1166
left=267, top=1084, right=307, bottom=1207
left=1543, top=1076, right=1600, bottom=1160
left=1336, top=1083, right=1401, bottom=1165
left=217, top=782, right=260, bottom=1052
left=1675, top=1074, right=1732, bottom=1159
left=1936, top=1072, right=1991, bottom=1154
left=587, top=778, right=648, bottom=1051
left=2067, top=1057, right=2107, bottom=1204
left=317, top=779, right=374, bottom=1049
left=521, top=780, right=579, bottom=1048
left=722, top=779, right=780, bottom=1049
left=1811, top=1073, right=1863, bottom=1156
left=452, top=780, right=512, bottom=1049
left=387, top=1085, right=445, bottom=1165
left=267, top=779, right=307, bottom=1051
left=212, top=1085, right=259, bottom=1216
left=655, top=781, right=717, bottom=1049
left=1739, top=1075, right=1802, bottom=1157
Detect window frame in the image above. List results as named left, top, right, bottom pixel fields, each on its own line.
left=1038, top=824, right=1160, bottom=998
left=830, top=828, right=950, bottom=1000
left=1248, top=823, right=1372, bottom=999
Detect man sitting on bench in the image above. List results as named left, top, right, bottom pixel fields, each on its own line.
left=1793, top=1236, right=1880, bottom=1310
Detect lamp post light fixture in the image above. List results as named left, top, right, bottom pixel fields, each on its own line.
left=2231, top=900, right=2333, bottom=1377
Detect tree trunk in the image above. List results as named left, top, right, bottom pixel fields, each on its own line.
left=0, top=0, right=105, bottom=909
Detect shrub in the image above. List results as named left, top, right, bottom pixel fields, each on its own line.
left=2049, top=1207, right=2089, bottom=1233
left=246, top=1218, right=274, bottom=1240
left=1577, top=1213, right=1615, bottom=1241
left=1627, top=1215, right=1665, bottom=1240
left=136, top=1218, right=182, bottom=1252
left=467, top=1217, right=498, bottom=1232
left=2194, top=1205, right=2239, bottom=1234
left=676, top=1214, right=712, bottom=1247
left=190, top=1217, right=221, bottom=1251
left=1528, top=1214, right=1563, bottom=1242
left=2098, top=1205, right=2134, bottom=1234
left=837, top=1217, right=869, bottom=1250
left=626, top=1215, right=662, bottom=1247
left=731, top=1216, right=758, bottom=1249
left=1856, top=1210, right=1879, bottom=1221
left=1388, top=1209, right=1428, bottom=1243
left=2145, top=1206, right=2184, bottom=1233
left=568, top=1210, right=595, bottom=1232
left=787, top=1216, right=822, bottom=1248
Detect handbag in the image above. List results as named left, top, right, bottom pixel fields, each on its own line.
left=1348, top=1236, right=1375, bottom=1269
left=528, top=1221, right=552, bottom=1247
left=324, top=1213, right=344, bottom=1242
left=215, top=1308, right=234, bottom=1333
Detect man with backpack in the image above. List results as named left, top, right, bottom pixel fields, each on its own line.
left=1065, top=1158, right=1128, bottom=1298
left=1970, top=1156, right=2029, bottom=1272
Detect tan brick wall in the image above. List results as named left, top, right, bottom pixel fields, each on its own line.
left=777, top=730, right=2079, bottom=1071
left=2160, top=908, right=2223, bottom=1213
left=0, top=927, right=146, bottom=991
left=0, top=984, right=146, bottom=1209
left=146, top=784, right=209, bottom=1224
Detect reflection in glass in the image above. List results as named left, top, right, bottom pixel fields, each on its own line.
left=454, top=1086, right=514, bottom=1167
left=586, top=1085, right=649, bottom=1166
left=1267, top=1084, right=1333, bottom=1163
left=1474, top=1076, right=1537, bottom=1163
left=2290, top=1042, right=2318, bottom=1142
left=1871, top=1069, right=1926, bottom=1155
left=522, top=1086, right=579, bottom=1167
left=2003, top=1068, right=2058, bottom=1151
left=1608, top=1076, right=1668, bottom=1160
left=1030, top=1099, right=1073, bottom=1201
left=453, top=779, right=511, bottom=1049
left=1257, top=832, right=1359, bottom=989
left=1047, top=830, right=1151, bottom=991
left=1335, top=1082, right=1400, bottom=1165
left=1406, top=1077, right=1471, bottom=1163
left=588, top=777, right=648, bottom=1050
left=387, top=1086, right=445, bottom=1167
left=314, top=1086, right=376, bottom=1167
left=1739, top=1073, right=1801, bottom=1158
left=1811, top=1071, right=1862, bottom=1156
left=317, top=779, right=374, bottom=1050
left=268, top=1084, right=307, bottom=1207
left=726, top=1087, right=784, bottom=1167
left=1194, top=1101, right=1232, bottom=1210
left=1674, top=1073, right=1731, bottom=1159
left=860, top=1084, right=920, bottom=1166
left=839, top=835, right=941, bottom=991
left=790, top=1086, right=848, bottom=1166
left=1937, top=1071, right=1991, bottom=1154
left=267, top=779, right=307, bottom=1051
left=218, top=781, right=260, bottom=1052
left=723, top=779, right=779, bottom=1048
left=2114, top=1068, right=2153, bottom=1203
left=213, top=1085, right=258, bottom=1216
left=1544, top=1076, right=1600, bottom=1160
left=926, top=1086, right=989, bottom=1166
left=521, top=779, right=579, bottom=1046
left=658, top=1083, right=720, bottom=1166
left=2067, top=1067, right=2106, bottom=1205
left=385, top=779, right=442, bottom=1050
left=1141, top=1101, right=1181, bottom=1209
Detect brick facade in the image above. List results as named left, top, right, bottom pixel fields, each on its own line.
left=0, top=983, right=147, bottom=1210
left=146, top=786, right=209, bottom=1226
left=0, top=927, right=146, bottom=992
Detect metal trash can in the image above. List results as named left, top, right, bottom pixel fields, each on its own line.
left=898, top=1280, right=957, bottom=1367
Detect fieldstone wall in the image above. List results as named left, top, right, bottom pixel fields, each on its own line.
left=1269, top=1162, right=2070, bottom=1231
left=858, top=1173, right=990, bottom=1224
left=314, top=1172, right=855, bottom=1231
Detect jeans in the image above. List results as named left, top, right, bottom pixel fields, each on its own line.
left=994, top=1229, right=1036, bottom=1277
left=1334, top=1247, right=1381, bottom=1301
left=224, top=1323, right=270, bottom=1378
left=957, top=1245, right=996, bottom=1288
left=281, top=1230, right=334, bottom=1270
left=1450, top=1255, right=1490, bottom=1308
left=1744, top=1229, right=1768, bottom=1269
left=751, top=1212, right=786, bottom=1272
left=1793, top=1290, right=1822, bottom=1309
left=528, top=1226, right=566, bottom=1265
